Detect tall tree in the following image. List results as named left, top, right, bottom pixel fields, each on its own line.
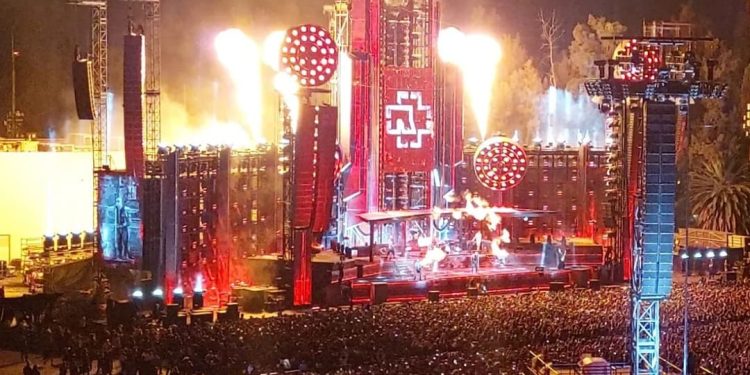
left=539, top=10, right=561, bottom=88
left=560, top=15, right=627, bottom=92
left=690, top=153, right=750, bottom=234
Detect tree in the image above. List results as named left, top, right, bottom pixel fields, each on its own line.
left=487, top=35, right=544, bottom=141
left=690, top=154, right=750, bottom=234
left=560, top=15, right=627, bottom=92
left=539, top=10, right=561, bottom=87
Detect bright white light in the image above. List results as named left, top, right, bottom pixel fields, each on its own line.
left=707, top=250, right=715, bottom=259
left=720, top=250, right=728, bottom=257
left=215, top=29, right=264, bottom=144
left=438, top=28, right=502, bottom=140
left=693, top=252, right=703, bottom=259
left=194, top=274, right=204, bottom=293
left=273, top=72, right=300, bottom=133
left=437, top=27, right=466, bottom=65
left=680, top=253, right=689, bottom=260
left=132, top=289, right=144, bottom=299
left=152, top=288, right=164, bottom=297
left=262, top=30, right=287, bottom=71
left=173, top=287, right=184, bottom=295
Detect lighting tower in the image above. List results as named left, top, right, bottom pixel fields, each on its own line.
left=584, top=21, right=726, bottom=375
left=68, top=0, right=161, bottom=224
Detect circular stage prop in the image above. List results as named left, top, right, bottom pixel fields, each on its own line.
left=280, top=24, right=338, bottom=87
left=473, top=136, right=528, bottom=191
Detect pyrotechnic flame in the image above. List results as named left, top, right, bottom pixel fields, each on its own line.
left=262, top=30, right=287, bottom=71
left=438, top=29, right=501, bottom=140
left=273, top=72, right=300, bottom=133
left=500, top=229, right=511, bottom=243
left=215, top=29, right=264, bottom=144
left=491, top=238, right=509, bottom=261
left=178, top=119, right=254, bottom=148
left=420, top=245, right=447, bottom=268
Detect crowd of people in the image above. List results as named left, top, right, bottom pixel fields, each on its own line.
left=2, top=281, right=750, bottom=374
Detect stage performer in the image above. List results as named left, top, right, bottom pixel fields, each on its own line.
left=471, top=251, right=480, bottom=274
left=542, top=235, right=555, bottom=269
left=557, top=236, right=567, bottom=270
left=414, top=260, right=423, bottom=281
left=116, top=199, right=130, bottom=260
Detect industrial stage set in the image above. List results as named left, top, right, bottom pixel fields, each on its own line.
left=19, top=1, right=731, bottom=373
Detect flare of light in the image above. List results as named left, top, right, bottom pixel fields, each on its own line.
left=473, top=231, right=483, bottom=250
left=438, top=29, right=501, bottom=140
left=194, top=274, right=204, bottom=293
left=176, top=119, right=253, bottom=148
left=173, top=287, right=184, bottom=295
left=462, top=34, right=501, bottom=140
left=491, top=238, right=509, bottom=260
left=132, top=289, right=144, bottom=299
left=215, top=29, right=264, bottom=144
left=437, top=27, right=466, bottom=65
left=262, top=30, right=287, bottom=71
left=500, top=229, right=511, bottom=243
left=273, top=72, right=300, bottom=133
left=512, top=130, right=520, bottom=143
left=720, top=249, right=728, bottom=257
left=420, top=245, right=447, bottom=268
left=152, top=288, right=164, bottom=297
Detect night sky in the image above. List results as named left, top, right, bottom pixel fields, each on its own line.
left=0, top=0, right=743, bottom=138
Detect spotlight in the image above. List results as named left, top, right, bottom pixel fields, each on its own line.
left=680, top=252, right=689, bottom=260
left=707, top=251, right=715, bottom=259
left=152, top=288, right=164, bottom=298
left=132, top=289, right=144, bottom=299
left=693, top=252, right=702, bottom=259
left=719, top=249, right=728, bottom=258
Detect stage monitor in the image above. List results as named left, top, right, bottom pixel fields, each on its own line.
left=98, top=173, right=142, bottom=261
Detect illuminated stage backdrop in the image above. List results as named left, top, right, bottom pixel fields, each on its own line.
left=98, top=172, right=142, bottom=261
left=382, top=68, right=435, bottom=173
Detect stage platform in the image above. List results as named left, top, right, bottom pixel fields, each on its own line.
left=244, top=244, right=602, bottom=307
left=347, top=263, right=596, bottom=304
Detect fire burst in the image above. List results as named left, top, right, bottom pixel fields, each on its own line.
left=438, top=28, right=501, bottom=140
left=215, top=29, right=264, bottom=144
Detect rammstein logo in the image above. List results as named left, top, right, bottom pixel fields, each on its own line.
left=385, top=91, right=433, bottom=149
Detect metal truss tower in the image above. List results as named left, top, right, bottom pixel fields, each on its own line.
left=585, top=21, right=726, bottom=375
left=143, top=0, right=161, bottom=161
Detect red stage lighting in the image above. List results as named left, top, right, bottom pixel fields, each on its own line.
left=280, top=24, right=338, bottom=87
left=473, top=137, right=528, bottom=191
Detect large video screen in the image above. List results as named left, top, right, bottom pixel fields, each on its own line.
left=98, top=173, right=142, bottom=261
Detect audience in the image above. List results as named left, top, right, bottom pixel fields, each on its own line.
left=2, top=281, right=749, bottom=374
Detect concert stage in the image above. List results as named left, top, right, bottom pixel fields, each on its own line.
left=347, top=262, right=596, bottom=304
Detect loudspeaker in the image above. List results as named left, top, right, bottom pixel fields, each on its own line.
left=372, top=282, right=388, bottom=304
left=356, top=264, right=364, bottom=279
left=166, top=304, right=179, bottom=320
left=588, top=279, right=601, bottom=290
left=193, top=291, right=204, bottom=310
left=72, top=59, right=95, bottom=120
left=226, top=302, right=240, bottom=319
left=467, top=287, right=479, bottom=297
left=427, top=290, right=440, bottom=302
left=549, top=282, right=565, bottom=292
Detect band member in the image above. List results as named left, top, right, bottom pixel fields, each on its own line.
left=414, top=260, right=423, bottom=281
left=471, top=251, right=480, bottom=274
left=558, top=236, right=567, bottom=270
left=386, top=243, right=396, bottom=261
left=116, top=199, right=130, bottom=260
